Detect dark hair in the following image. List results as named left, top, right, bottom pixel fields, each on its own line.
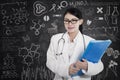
left=63, top=7, right=83, bottom=33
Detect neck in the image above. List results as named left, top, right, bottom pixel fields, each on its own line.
left=68, top=31, right=79, bottom=42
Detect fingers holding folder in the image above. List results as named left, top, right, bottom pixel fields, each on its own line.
left=69, top=63, right=80, bottom=75
left=71, top=39, right=112, bottom=77
left=75, top=59, right=88, bottom=71
left=69, top=59, right=88, bottom=75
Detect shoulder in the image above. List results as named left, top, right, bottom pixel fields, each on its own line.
left=50, top=33, right=64, bottom=41
left=52, top=33, right=64, bottom=38
left=83, top=34, right=95, bottom=41
left=83, top=34, right=95, bottom=47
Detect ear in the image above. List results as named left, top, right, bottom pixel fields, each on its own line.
left=79, top=19, right=83, bottom=25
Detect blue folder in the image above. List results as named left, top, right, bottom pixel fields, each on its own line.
left=72, top=39, right=112, bottom=77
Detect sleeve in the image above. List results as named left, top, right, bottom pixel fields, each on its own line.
left=46, top=35, right=70, bottom=78
left=82, top=35, right=104, bottom=76
left=82, top=60, right=104, bottom=76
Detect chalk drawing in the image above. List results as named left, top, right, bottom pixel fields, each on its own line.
left=104, top=6, right=110, bottom=27
left=57, top=1, right=68, bottom=10
left=5, top=27, right=12, bottom=36
left=97, top=7, right=103, bottom=14
left=1, top=37, right=20, bottom=51
left=106, top=48, right=120, bottom=59
left=104, top=60, right=118, bottom=80
left=33, top=1, right=46, bottom=16
left=111, top=6, right=119, bottom=24
left=69, top=0, right=88, bottom=7
left=53, top=14, right=62, bottom=17
left=84, top=8, right=94, bottom=16
left=22, top=34, right=30, bottom=42
left=21, top=65, right=54, bottom=80
left=30, top=19, right=45, bottom=36
left=49, top=4, right=56, bottom=12
left=106, top=6, right=111, bottom=16
left=49, top=1, right=68, bottom=12
left=1, top=54, right=18, bottom=79
left=1, top=2, right=29, bottom=25
left=43, top=15, right=50, bottom=21
left=94, top=17, right=104, bottom=20
left=83, top=25, right=119, bottom=41
left=47, top=19, right=58, bottom=34
left=18, top=43, right=40, bottom=66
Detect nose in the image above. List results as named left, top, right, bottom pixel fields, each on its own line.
left=68, top=21, right=72, bottom=25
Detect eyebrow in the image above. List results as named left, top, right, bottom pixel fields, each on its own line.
left=64, top=18, right=79, bottom=20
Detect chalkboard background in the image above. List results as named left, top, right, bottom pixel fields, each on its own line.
left=0, top=0, right=120, bottom=80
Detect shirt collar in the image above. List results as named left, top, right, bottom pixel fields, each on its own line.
left=65, top=31, right=83, bottom=43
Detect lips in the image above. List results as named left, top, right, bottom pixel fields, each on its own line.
left=68, top=27, right=74, bottom=29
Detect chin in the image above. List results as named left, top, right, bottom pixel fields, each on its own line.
left=67, top=30, right=75, bottom=33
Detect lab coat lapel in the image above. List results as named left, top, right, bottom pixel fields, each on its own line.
left=61, top=33, right=69, bottom=63
left=69, top=42, right=81, bottom=64
left=70, top=32, right=85, bottom=64
left=61, top=32, right=85, bottom=64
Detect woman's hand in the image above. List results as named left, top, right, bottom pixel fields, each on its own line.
left=69, top=63, right=80, bottom=75
left=69, top=59, right=88, bottom=75
left=75, top=59, right=88, bottom=71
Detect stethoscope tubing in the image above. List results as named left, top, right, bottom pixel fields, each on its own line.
left=56, top=33, right=65, bottom=56
left=56, top=33, right=85, bottom=56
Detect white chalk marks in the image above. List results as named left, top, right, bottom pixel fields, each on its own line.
left=33, top=1, right=46, bottom=16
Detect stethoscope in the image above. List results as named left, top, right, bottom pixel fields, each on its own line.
left=56, top=33, right=86, bottom=56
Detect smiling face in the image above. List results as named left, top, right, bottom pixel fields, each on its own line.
left=64, top=13, right=83, bottom=34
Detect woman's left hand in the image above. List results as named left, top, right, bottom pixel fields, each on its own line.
left=75, top=59, right=88, bottom=71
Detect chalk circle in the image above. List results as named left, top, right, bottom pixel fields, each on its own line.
left=43, top=15, right=50, bottom=21
left=35, top=30, right=39, bottom=36
left=2, top=20, right=7, bottom=25
left=6, top=29, right=12, bottom=36
left=1, top=10, right=6, bottom=15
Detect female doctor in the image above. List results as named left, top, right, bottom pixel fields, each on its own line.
left=46, top=7, right=104, bottom=80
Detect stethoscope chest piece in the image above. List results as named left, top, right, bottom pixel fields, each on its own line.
left=56, top=33, right=65, bottom=56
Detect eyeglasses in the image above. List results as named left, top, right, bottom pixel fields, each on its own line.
left=64, top=19, right=79, bottom=24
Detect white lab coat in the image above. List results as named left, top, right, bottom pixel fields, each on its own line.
left=46, top=31, right=104, bottom=80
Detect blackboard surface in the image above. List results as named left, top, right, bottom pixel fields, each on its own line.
left=0, top=0, right=120, bottom=80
